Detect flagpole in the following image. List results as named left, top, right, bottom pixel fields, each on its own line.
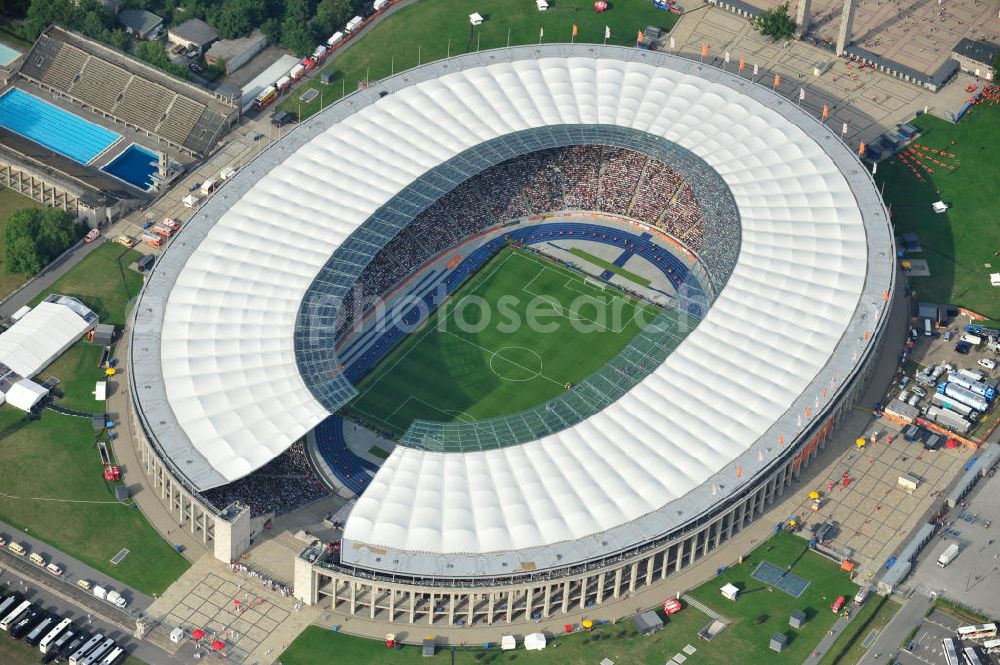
left=447, top=38, right=450, bottom=58
left=418, top=44, right=421, bottom=66
left=507, top=26, right=511, bottom=48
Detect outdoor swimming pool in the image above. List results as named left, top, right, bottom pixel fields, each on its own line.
left=0, top=43, right=21, bottom=67
left=0, top=88, right=120, bottom=164
left=102, top=144, right=159, bottom=190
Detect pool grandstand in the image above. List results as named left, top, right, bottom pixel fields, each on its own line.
left=127, top=46, right=896, bottom=624
left=17, top=26, right=237, bottom=158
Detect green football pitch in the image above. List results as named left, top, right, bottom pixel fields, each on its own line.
left=345, top=247, right=660, bottom=434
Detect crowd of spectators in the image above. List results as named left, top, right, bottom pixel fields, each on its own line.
left=203, top=441, right=329, bottom=517
left=334, top=146, right=710, bottom=338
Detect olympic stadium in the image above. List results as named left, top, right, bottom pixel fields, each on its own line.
left=128, top=44, right=896, bottom=624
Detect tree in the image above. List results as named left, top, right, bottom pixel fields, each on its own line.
left=280, top=16, right=315, bottom=56
left=312, top=0, right=351, bottom=39
left=3, top=207, right=80, bottom=276
left=215, top=0, right=265, bottom=39
left=754, top=2, right=796, bottom=41
left=134, top=40, right=191, bottom=79
left=993, top=50, right=1000, bottom=84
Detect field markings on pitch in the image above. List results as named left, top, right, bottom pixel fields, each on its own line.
left=348, top=250, right=520, bottom=412
left=439, top=328, right=567, bottom=389
left=516, top=254, right=644, bottom=335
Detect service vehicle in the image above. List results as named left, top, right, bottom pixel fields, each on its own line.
left=938, top=542, right=960, bottom=567
left=830, top=596, right=846, bottom=613
left=979, top=358, right=996, bottom=370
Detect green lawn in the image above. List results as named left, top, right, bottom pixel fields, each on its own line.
left=282, top=533, right=861, bottom=665
left=818, top=595, right=900, bottom=665
left=279, top=0, right=677, bottom=120
left=345, top=247, right=659, bottom=434
left=0, top=407, right=189, bottom=595
left=36, top=341, right=107, bottom=413
left=568, top=246, right=652, bottom=287
left=877, top=104, right=1000, bottom=319
left=0, top=627, right=145, bottom=665
left=0, top=188, right=43, bottom=299
left=29, top=242, right=143, bottom=327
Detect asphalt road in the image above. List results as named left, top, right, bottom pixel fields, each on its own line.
left=0, top=519, right=154, bottom=615
left=0, top=236, right=107, bottom=320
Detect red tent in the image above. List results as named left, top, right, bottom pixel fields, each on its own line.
left=191, top=629, right=205, bottom=641
left=211, top=640, right=225, bottom=651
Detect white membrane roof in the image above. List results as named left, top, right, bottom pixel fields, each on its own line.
left=132, top=46, right=893, bottom=571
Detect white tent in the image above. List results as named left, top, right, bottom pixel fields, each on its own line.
left=0, top=296, right=95, bottom=378
left=6, top=379, right=48, bottom=411
left=95, top=381, right=107, bottom=401
left=500, top=635, right=516, bottom=650
left=10, top=305, right=30, bottom=322
left=536, top=0, right=549, bottom=9
left=932, top=201, right=948, bottom=213
left=720, top=583, right=740, bottom=601
left=469, top=12, right=483, bottom=25
left=991, top=273, right=1000, bottom=287
left=183, top=194, right=201, bottom=207
left=524, top=633, right=547, bottom=651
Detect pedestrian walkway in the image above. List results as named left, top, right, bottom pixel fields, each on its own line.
left=681, top=594, right=723, bottom=621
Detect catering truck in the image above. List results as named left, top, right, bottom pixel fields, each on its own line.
left=938, top=542, right=960, bottom=567
left=931, top=392, right=978, bottom=418
left=947, top=373, right=996, bottom=400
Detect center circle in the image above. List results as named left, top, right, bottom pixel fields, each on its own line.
left=488, top=346, right=543, bottom=382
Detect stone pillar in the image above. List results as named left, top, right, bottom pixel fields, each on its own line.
left=579, top=576, right=588, bottom=610
left=506, top=591, right=513, bottom=623
left=543, top=585, right=552, bottom=617
left=449, top=594, right=456, bottom=625
left=613, top=568, right=624, bottom=598
left=795, top=0, right=811, bottom=37
left=525, top=587, right=533, bottom=621
left=561, top=581, right=570, bottom=614
left=645, top=557, right=655, bottom=587
left=487, top=593, right=495, bottom=625
left=628, top=562, right=639, bottom=592
left=428, top=592, right=435, bottom=625
left=408, top=591, right=416, bottom=624
left=836, top=0, right=856, bottom=55
left=596, top=572, right=606, bottom=603
left=389, top=588, right=396, bottom=622
left=349, top=583, right=357, bottom=615
left=371, top=586, right=378, bottom=619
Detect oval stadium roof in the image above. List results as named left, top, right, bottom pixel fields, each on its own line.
left=131, top=46, right=893, bottom=574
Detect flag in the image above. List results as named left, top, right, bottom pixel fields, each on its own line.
left=799, top=87, right=805, bottom=100
left=572, top=24, right=578, bottom=38
left=724, top=50, right=730, bottom=63
left=752, top=63, right=759, bottom=76
left=872, top=161, right=878, bottom=175
left=539, top=27, right=544, bottom=38
left=637, top=30, right=644, bottom=43
left=739, top=58, right=745, bottom=73
left=842, top=121, right=848, bottom=135
left=737, top=466, right=743, bottom=478
left=822, top=104, right=829, bottom=119
left=702, top=43, right=709, bottom=58
left=774, top=73, right=781, bottom=87
left=669, top=36, right=675, bottom=49
left=605, top=25, right=611, bottom=39
left=859, top=141, right=866, bottom=156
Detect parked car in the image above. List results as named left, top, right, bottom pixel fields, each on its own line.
left=189, top=62, right=204, bottom=74
left=898, top=375, right=910, bottom=389
left=911, top=386, right=926, bottom=397
left=186, top=48, right=199, bottom=59
left=956, top=341, right=971, bottom=355
left=978, top=358, right=996, bottom=370
left=83, top=228, right=100, bottom=243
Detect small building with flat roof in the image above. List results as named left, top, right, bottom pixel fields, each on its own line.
left=117, top=9, right=163, bottom=40
left=168, top=18, right=219, bottom=55
left=205, top=30, right=267, bottom=74
left=952, top=38, right=998, bottom=80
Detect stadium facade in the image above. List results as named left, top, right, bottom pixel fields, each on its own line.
left=128, top=45, right=896, bottom=624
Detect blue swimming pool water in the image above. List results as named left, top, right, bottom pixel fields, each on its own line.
left=102, top=144, right=159, bottom=190
left=0, top=88, right=120, bottom=164
left=0, top=44, right=21, bottom=67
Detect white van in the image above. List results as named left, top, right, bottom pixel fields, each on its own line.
left=979, top=358, right=997, bottom=370
left=924, top=318, right=933, bottom=336
left=962, top=333, right=982, bottom=346
left=29, top=552, right=46, bottom=566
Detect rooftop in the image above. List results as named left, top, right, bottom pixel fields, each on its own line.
left=117, top=9, right=163, bottom=35
left=169, top=18, right=219, bottom=46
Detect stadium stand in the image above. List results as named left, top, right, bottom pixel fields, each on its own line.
left=202, top=441, right=329, bottom=517
left=17, top=27, right=236, bottom=157
left=334, top=145, right=708, bottom=338
left=311, top=416, right=376, bottom=495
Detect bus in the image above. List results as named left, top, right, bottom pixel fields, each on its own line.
left=80, top=638, right=116, bottom=665
left=25, top=614, right=56, bottom=646
left=0, top=592, right=23, bottom=621
left=958, top=624, right=998, bottom=640
left=963, top=646, right=985, bottom=665
left=7, top=541, right=25, bottom=556
left=982, top=638, right=1000, bottom=654
left=943, top=637, right=961, bottom=665
left=38, top=617, right=72, bottom=653
left=0, top=599, right=31, bottom=631
left=100, top=646, right=127, bottom=665
left=68, top=632, right=103, bottom=665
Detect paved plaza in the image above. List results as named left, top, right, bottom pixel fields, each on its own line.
left=667, top=7, right=977, bottom=145
left=747, top=0, right=1000, bottom=78
left=145, top=555, right=320, bottom=665
left=790, top=417, right=972, bottom=581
